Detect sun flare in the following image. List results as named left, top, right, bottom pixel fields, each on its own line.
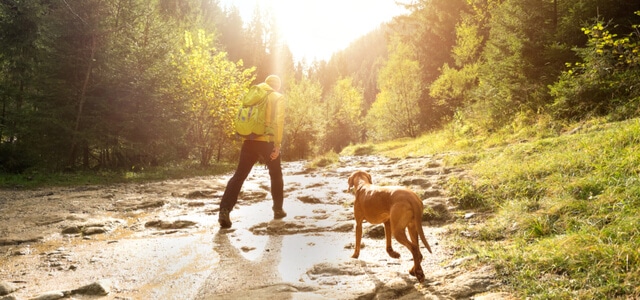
left=221, top=0, right=407, bottom=61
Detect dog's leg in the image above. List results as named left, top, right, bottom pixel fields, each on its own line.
left=383, top=221, right=401, bottom=258
left=392, top=221, right=425, bottom=282
left=352, top=216, right=363, bottom=259
left=407, top=224, right=424, bottom=268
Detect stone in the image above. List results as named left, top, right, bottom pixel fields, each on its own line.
left=12, top=247, right=32, bottom=256
left=443, top=265, right=497, bottom=298
left=0, top=281, right=17, bottom=296
left=298, top=195, right=322, bottom=204
left=330, top=222, right=353, bottom=232
left=82, top=227, right=107, bottom=235
left=72, top=279, right=111, bottom=296
left=423, top=197, right=453, bottom=223
left=145, top=220, right=197, bottom=229
left=28, top=291, right=66, bottom=300
left=364, top=225, right=385, bottom=239
left=116, top=200, right=165, bottom=211
left=0, top=236, right=43, bottom=246
left=185, top=190, right=217, bottom=199
left=61, top=226, right=81, bottom=234
left=473, top=292, right=515, bottom=300
left=400, top=176, right=432, bottom=188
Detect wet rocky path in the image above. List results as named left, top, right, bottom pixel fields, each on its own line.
left=0, top=155, right=512, bottom=300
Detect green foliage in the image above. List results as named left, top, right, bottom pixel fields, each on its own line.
left=471, top=0, right=556, bottom=131
left=451, top=19, right=484, bottom=67
left=425, top=0, right=640, bottom=135
left=429, top=15, right=484, bottom=119
left=401, top=0, right=467, bottom=83
left=550, top=17, right=640, bottom=120
left=306, top=150, right=339, bottom=169
left=340, top=144, right=375, bottom=156
left=429, top=63, right=478, bottom=112
left=446, top=177, right=488, bottom=209
left=400, top=0, right=468, bottom=128
left=322, top=26, right=390, bottom=108
left=352, top=117, right=640, bottom=298
left=0, top=1, right=67, bottom=172
left=459, top=119, right=640, bottom=298
left=367, top=39, right=422, bottom=140
left=169, top=30, right=253, bottom=166
left=283, top=78, right=323, bottom=159
left=0, top=0, right=290, bottom=173
left=0, top=162, right=236, bottom=189
left=321, top=77, right=364, bottom=152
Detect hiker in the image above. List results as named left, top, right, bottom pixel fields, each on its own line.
left=218, top=75, right=287, bottom=229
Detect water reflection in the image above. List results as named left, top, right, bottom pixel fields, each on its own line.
left=194, top=223, right=292, bottom=300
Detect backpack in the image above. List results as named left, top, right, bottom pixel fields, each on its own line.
left=235, top=85, right=273, bottom=139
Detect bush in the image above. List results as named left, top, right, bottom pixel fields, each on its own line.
left=446, top=177, right=487, bottom=209
left=307, top=151, right=340, bottom=168
left=550, top=19, right=640, bottom=120
left=0, top=144, right=32, bottom=173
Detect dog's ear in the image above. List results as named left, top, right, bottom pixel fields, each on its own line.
left=366, top=172, right=372, bottom=184
left=348, top=173, right=354, bottom=193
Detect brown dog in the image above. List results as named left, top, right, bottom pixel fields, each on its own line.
left=348, top=170, right=432, bottom=282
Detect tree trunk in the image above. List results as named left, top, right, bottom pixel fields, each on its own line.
left=68, top=35, right=97, bottom=168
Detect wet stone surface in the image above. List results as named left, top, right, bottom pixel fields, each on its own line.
left=0, top=155, right=512, bottom=299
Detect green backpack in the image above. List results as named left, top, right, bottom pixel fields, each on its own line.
left=235, top=85, right=273, bottom=139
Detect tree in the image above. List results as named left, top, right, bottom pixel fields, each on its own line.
left=469, top=0, right=556, bottom=131
left=395, top=0, right=467, bottom=128
left=169, top=30, right=253, bottom=166
left=325, top=25, right=391, bottom=110
left=218, top=6, right=246, bottom=63
left=367, top=40, right=422, bottom=140
left=282, top=78, right=323, bottom=159
left=549, top=17, right=640, bottom=120
left=0, top=1, right=48, bottom=172
left=321, top=77, right=364, bottom=152
left=429, top=17, right=483, bottom=117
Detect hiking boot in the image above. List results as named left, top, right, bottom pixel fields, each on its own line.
left=273, top=208, right=287, bottom=219
left=218, top=208, right=232, bottom=229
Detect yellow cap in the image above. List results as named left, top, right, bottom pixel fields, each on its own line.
left=265, top=75, right=281, bottom=91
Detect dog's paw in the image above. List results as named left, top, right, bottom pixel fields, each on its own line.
left=386, top=248, right=401, bottom=259
left=416, top=271, right=425, bottom=282
left=409, top=267, right=425, bottom=282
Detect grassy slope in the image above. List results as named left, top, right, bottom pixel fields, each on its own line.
left=342, top=118, right=640, bottom=299
left=0, top=163, right=236, bottom=189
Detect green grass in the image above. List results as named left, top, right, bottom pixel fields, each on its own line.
left=343, top=118, right=640, bottom=299
left=306, top=150, right=340, bottom=168
left=0, top=162, right=236, bottom=189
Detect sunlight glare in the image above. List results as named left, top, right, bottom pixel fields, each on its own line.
left=221, top=0, right=407, bottom=62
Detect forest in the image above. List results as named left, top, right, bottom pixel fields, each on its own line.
left=1, top=0, right=640, bottom=173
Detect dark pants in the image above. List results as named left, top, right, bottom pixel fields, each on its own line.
left=220, top=140, right=284, bottom=211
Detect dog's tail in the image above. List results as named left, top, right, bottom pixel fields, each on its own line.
left=417, top=220, right=432, bottom=254
left=414, top=198, right=433, bottom=254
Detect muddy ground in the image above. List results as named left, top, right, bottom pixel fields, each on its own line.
left=0, top=155, right=513, bottom=300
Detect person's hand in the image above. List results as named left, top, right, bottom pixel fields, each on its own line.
left=270, top=146, right=280, bottom=160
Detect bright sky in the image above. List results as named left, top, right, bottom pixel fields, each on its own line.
left=219, top=0, right=408, bottom=62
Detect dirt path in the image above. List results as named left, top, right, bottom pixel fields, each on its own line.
left=0, top=155, right=512, bottom=300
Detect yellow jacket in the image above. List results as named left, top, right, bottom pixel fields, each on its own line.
left=252, top=83, right=286, bottom=147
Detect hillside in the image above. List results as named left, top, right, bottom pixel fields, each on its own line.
left=343, top=118, right=640, bottom=299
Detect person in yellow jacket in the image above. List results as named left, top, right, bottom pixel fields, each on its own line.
left=219, top=75, right=287, bottom=229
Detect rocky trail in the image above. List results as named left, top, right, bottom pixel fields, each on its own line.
left=0, top=155, right=512, bottom=300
